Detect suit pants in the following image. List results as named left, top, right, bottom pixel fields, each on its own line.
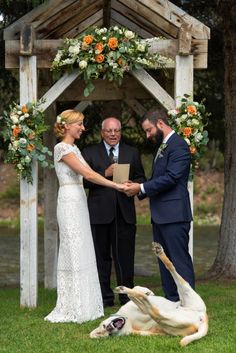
left=152, top=222, right=195, bottom=302
left=91, top=206, right=136, bottom=305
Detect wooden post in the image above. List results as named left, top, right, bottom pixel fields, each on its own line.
left=19, top=56, right=38, bottom=307
left=174, top=55, right=194, bottom=258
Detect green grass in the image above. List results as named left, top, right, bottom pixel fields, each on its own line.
left=0, top=277, right=236, bottom=353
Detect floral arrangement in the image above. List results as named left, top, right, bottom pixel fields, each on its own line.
left=0, top=101, right=53, bottom=184
left=51, top=26, right=172, bottom=97
left=168, top=94, right=209, bottom=179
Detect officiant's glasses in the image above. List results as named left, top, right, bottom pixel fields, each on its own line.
left=103, top=129, right=121, bottom=134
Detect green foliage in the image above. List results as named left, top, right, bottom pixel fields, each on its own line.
left=0, top=280, right=236, bottom=353
left=0, top=100, right=53, bottom=183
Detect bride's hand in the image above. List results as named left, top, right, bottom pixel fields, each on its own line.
left=115, top=183, right=126, bottom=192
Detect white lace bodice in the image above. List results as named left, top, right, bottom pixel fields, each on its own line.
left=54, top=142, right=87, bottom=186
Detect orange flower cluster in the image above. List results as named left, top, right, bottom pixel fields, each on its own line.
left=95, top=42, right=104, bottom=53
left=96, top=54, right=105, bottom=63
left=182, top=127, right=193, bottom=138
left=108, top=37, right=118, bottom=50
left=187, top=105, right=197, bottom=115
left=83, top=35, right=94, bottom=45
left=13, top=126, right=21, bottom=137
left=189, top=146, right=197, bottom=154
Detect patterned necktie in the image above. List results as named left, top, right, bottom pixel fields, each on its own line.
left=109, top=147, right=115, bottom=163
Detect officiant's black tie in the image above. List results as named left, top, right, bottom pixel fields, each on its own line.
left=109, top=147, right=115, bottom=163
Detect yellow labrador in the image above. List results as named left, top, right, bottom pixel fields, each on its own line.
left=90, top=243, right=208, bottom=346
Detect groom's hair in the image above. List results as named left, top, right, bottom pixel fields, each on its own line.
left=141, top=108, right=170, bottom=126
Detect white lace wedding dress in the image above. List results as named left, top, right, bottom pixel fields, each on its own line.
left=44, top=142, right=104, bottom=323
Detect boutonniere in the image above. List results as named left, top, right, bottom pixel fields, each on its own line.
left=155, top=143, right=168, bottom=160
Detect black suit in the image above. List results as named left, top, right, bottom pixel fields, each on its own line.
left=82, top=140, right=146, bottom=305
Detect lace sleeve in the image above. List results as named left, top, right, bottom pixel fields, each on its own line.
left=54, top=143, right=74, bottom=162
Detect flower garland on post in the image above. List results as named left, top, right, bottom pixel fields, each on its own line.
left=0, top=101, right=53, bottom=184
left=51, top=26, right=172, bottom=97
left=168, top=94, right=209, bottom=180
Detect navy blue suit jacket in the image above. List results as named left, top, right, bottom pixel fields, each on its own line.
left=143, top=132, right=192, bottom=224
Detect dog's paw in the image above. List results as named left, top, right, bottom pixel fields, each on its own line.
left=114, top=286, right=125, bottom=294
left=152, top=242, right=164, bottom=257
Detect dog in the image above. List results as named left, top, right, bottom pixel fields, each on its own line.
left=90, top=242, right=208, bottom=346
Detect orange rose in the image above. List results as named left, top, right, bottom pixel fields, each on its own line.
left=118, top=57, right=123, bottom=66
left=190, top=146, right=197, bottom=154
left=182, top=127, right=193, bottom=138
left=12, top=126, right=20, bottom=137
left=187, top=105, right=197, bottom=115
left=83, top=35, right=94, bottom=45
left=21, top=105, right=28, bottom=114
left=96, top=54, right=104, bottom=63
left=95, top=42, right=104, bottom=53
left=27, top=143, right=35, bottom=152
left=108, top=37, right=118, bottom=50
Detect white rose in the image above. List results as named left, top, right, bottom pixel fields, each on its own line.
left=102, top=36, right=107, bottom=40
left=68, top=44, right=80, bottom=55
left=175, top=118, right=182, bottom=125
left=17, top=163, right=23, bottom=170
left=124, top=30, right=135, bottom=39
left=137, top=43, right=146, bottom=52
left=24, top=113, right=29, bottom=118
left=113, top=26, right=119, bottom=31
left=192, top=119, right=199, bottom=125
left=19, top=138, right=27, bottom=145
left=187, top=119, right=192, bottom=126
left=13, top=140, right=19, bottom=148
left=194, top=133, right=203, bottom=142
left=25, top=156, right=31, bottom=163
left=180, top=114, right=188, bottom=122
left=17, top=110, right=22, bottom=115
left=79, top=60, right=88, bottom=69
left=10, top=115, right=19, bottom=124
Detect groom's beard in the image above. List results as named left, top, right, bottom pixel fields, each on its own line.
left=151, top=129, right=164, bottom=148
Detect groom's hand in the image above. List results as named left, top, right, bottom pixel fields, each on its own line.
left=123, top=182, right=141, bottom=197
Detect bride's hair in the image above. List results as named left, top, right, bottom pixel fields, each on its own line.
left=54, top=109, right=84, bottom=139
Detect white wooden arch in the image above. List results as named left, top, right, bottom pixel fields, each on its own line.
left=4, top=0, right=210, bottom=307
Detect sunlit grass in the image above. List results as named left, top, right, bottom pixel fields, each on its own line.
left=0, top=278, right=236, bottom=353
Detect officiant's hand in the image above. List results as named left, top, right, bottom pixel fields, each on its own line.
left=105, top=163, right=118, bottom=177
left=123, top=182, right=141, bottom=197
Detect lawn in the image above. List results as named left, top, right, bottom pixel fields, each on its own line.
left=0, top=276, right=236, bottom=353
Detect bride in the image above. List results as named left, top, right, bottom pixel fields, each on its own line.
left=44, top=109, right=124, bottom=323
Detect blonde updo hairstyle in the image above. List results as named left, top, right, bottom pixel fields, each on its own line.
left=54, top=109, right=84, bottom=139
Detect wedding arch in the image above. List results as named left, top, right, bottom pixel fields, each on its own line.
left=3, top=0, right=210, bottom=307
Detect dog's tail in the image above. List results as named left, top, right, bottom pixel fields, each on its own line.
left=180, top=314, right=208, bottom=346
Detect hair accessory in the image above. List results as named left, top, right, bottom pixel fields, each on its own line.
left=56, top=114, right=66, bottom=125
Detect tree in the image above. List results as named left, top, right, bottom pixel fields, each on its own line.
left=207, top=0, right=236, bottom=279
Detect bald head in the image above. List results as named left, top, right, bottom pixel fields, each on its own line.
left=101, top=117, right=122, bottom=146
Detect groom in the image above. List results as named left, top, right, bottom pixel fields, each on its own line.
left=124, top=108, right=195, bottom=302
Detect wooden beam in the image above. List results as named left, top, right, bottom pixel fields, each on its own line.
left=19, top=56, right=38, bottom=308
left=178, top=22, right=192, bottom=55
left=58, top=77, right=152, bottom=101
left=131, top=68, right=175, bottom=111
left=103, top=0, right=111, bottom=28
left=74, top=101, right=92, bottom=112
left=124, top=99, right=146, bottom=116
left=110, top=10, right=153, bottom=38
left=174, top=55, right=194, bottom=258
left=5, top=38, right=208, bottom=69
left=39, top=70, right=80, bottom=111
left=4, top=0, right=75, bottom=40
left=136, top=0, right=210, bottom=39
left=20, top=24, right=34, bottom=56
left=112, top=0, right=176, bottom=38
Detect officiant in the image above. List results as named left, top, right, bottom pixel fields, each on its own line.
left=82, top=117, right=146, bottom=307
